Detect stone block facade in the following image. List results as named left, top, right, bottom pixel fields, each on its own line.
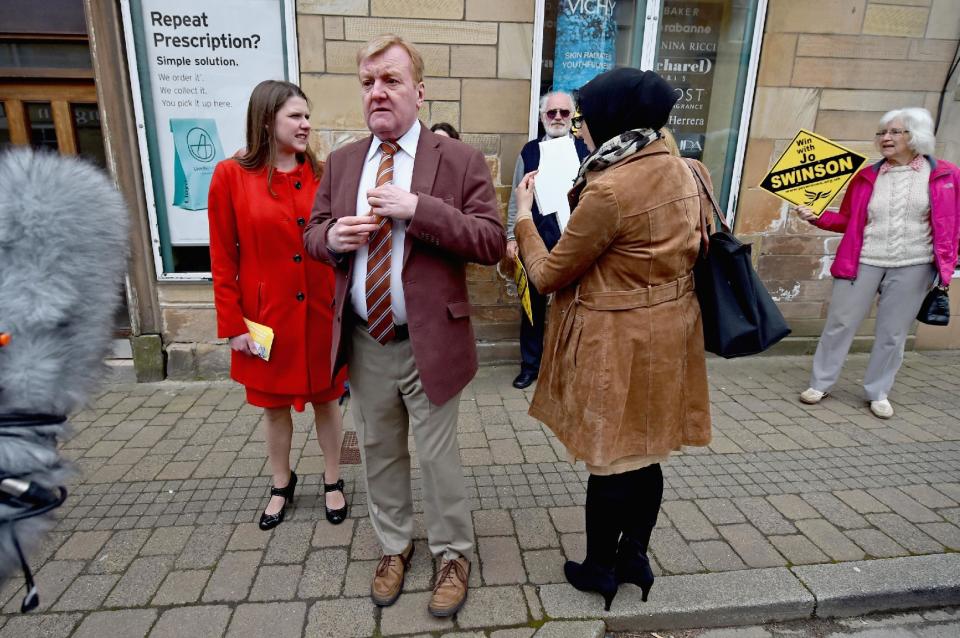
left=155, top=0, right=960, bottom=380
left=737, top=0, right=960, bottom=349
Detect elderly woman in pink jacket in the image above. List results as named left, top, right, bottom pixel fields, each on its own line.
left=795, top=107, right=960, bottom=419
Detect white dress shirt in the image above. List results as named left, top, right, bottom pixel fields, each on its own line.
left=349, top=120, right=420, bottom=324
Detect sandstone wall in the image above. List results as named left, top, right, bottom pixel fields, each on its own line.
left=737, top=0, right=960, bottom=351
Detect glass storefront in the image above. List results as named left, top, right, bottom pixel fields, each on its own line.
left=26, top=101, right=58, bottom=151
left=536, top=0, right=763, bottom=211
left=72, top=103, right=107, bottom=168
left=0, top=41, right=93, bottom=70
left=0, top=103, right=10, bottom=147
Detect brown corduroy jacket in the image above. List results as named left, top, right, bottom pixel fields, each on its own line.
left=303, top=125, right=505, bottom=406
left=516, top=139, right=712, bottom=467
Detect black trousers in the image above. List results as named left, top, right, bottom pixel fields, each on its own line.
left=585, top=464, right=664, bottom=567
left=519, top=280, right=549, bottom=374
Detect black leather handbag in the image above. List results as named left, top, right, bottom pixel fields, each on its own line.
left=685, top=160, right=791, bottom=358
left=917, top=283, right=950, bottom=326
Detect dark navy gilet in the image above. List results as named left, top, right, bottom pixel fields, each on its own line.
left=519, top=136, right=591, bottom=250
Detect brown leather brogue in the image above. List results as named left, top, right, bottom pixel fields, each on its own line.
left=428, top=555, right=470, bottom=617
left=370, top=542, right=414, bottom=607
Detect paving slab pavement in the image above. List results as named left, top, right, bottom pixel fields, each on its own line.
left=1, top=352, right=959, bottom=635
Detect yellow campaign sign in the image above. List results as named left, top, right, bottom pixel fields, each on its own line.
left=514, top=256, right=534, bottom=325
left=759, top=129, right=867, bottom=216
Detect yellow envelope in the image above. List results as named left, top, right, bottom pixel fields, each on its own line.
left=243, top=317, right=274, bottom=361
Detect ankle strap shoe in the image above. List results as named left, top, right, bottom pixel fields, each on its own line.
left=323, top=478, right=348, bottom=525
left=259, top=470, right=297, bottom=531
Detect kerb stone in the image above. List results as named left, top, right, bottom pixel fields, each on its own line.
left=539, top=567, right=813, bottom=631
left=456, top=585, right=529, bottom=629
left=533, top=620, right=605, bottom=638
left=792, top=553, right=960, bottom=617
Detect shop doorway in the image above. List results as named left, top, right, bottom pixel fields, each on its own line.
left=1, top=3, right=132, bottom=340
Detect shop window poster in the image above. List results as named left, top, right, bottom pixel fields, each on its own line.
left=124, top=0, right=291, bottom=250
left=656, top=0, right=722, bottom=159
left=552, top=0, right=617, bottom=93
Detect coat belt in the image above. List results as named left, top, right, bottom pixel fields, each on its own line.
left=575, top=274, right=695, bottom=311
left=547, top=273, right=695, bottom=401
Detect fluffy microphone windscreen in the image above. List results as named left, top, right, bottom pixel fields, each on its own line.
left=0, top=148, right=130, bottom=416
left=0, top=148, right=130, bottom=582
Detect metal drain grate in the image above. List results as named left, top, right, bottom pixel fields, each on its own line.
left=340, top=431, right=361, bottom=465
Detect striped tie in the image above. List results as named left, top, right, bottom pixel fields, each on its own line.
left=365, top=141, right=399, bottom=345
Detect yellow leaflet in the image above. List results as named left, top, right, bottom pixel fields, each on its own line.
left=243, top=317, right=274, bottom=361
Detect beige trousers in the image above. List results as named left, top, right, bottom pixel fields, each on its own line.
left=348, top=325, right=474, bottom=561
left=810, top=263, right=937, bottom=401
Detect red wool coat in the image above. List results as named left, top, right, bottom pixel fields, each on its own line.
left=208, top=159, right=346, bottom=396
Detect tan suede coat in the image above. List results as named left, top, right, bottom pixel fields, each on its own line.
left=516, top=139, right=712, bottom=467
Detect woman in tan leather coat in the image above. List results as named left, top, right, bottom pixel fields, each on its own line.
left=515, top=68, right=712, bottom=609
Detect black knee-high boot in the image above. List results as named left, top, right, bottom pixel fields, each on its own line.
left=563, top=473, right=621, bottom=610
left=615, top=463, right=663, bottom=601
left=585, top=473, right=625, bottom=567
left=621, top=463, right=663, bottom=552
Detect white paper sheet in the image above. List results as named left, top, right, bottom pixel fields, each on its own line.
left=533, top=136, right=582, bottom=232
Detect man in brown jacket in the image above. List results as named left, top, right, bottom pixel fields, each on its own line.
left=303, top=35, right=505, bottom=617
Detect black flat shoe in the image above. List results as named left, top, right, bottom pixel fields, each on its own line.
left=324, top=478, right=348, bottom=525
left=512, top=370, right=538, bottom=389
left=259, top=470, right=297, bottom=530
left=564, top=559, right=618, bottom=611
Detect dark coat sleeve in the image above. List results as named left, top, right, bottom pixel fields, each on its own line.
left=303, top=156, right=340, bottom=268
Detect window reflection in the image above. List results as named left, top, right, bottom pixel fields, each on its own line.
left=0, top=41, right=92, bottom=70
left=655, top=0, right=760, bottom=206
left=656, top=1, right=725, bottom=160
left=26, top=102, right=58, bottom=151
left=72, top=103, right=106, bottom=167
left=538, top=0, right=760, bottom=207
left=0, top=102, right=10, bottom=147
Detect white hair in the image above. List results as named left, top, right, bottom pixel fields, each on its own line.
left=539, top=91, right=575, bottom=113
left=879, top=107, right=935, bottom=156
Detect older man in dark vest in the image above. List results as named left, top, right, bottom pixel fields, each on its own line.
left=505, top=91, right=591, bottom=389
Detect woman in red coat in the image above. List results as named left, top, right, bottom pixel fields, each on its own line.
left=208, top=80, right=349, bottom=530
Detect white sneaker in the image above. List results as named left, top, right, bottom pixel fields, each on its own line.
left=870, top=399, right=894, bottom=419
left=799, top=388, right=826, bottom=404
